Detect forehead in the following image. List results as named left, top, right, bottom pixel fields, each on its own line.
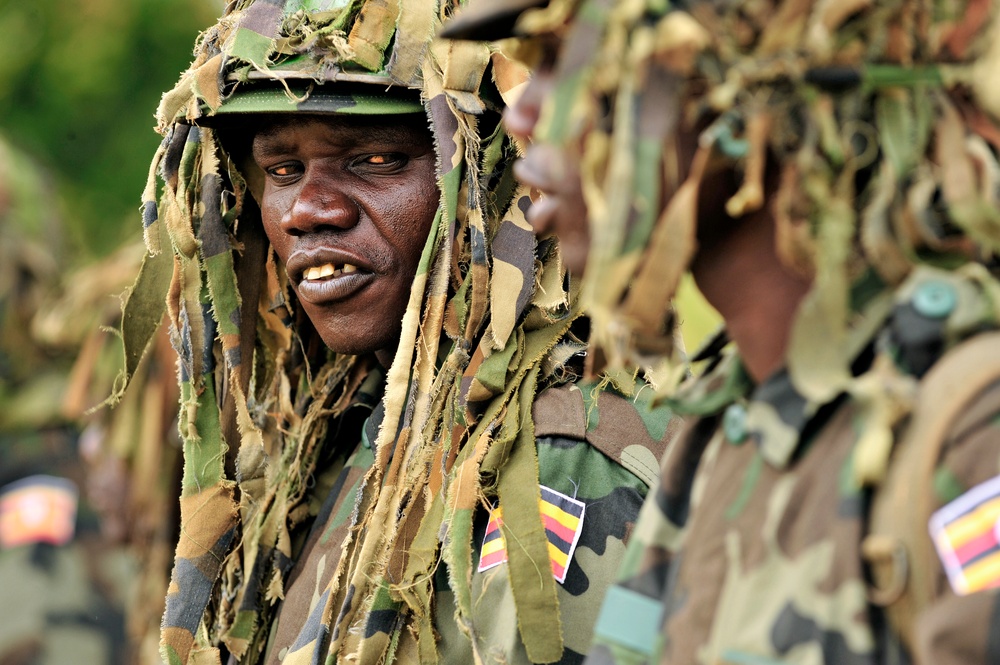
left=251, top=113, right=433, bottom=151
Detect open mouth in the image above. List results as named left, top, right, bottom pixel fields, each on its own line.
left=295, top=261, right=375, bottom=305
left=301, top=262, right=360, bottom=282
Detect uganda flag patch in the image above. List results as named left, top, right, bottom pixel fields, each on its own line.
left=478, top=507, right=509, bottom=572
left=0, top=475, right=78, bottom=548
left=930, top=474, right=1000, bottom=595
left=478, top=485, right=586, bottom=584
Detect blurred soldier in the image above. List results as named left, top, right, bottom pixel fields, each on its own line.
left=127, top=1, right=676, bottom=663
left=444, top=0, right=1000, bottom=663
left=0, top=134, right=130, bottom=665
left=32, top=236, right=183, bottom=665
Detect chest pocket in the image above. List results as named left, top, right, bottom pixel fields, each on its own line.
left=531, top=382, right=678, bottom=488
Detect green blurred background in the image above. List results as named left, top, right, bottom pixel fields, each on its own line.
left=0, top=4, right=222, bottom=661
left=0, top=0, right=222, bottom=262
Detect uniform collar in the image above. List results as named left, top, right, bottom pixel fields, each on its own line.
left=669, top=269, right=897, bottom=470
left=744, top=366, right=822, bottom=468
left=669, top=344, right=820, bottom=469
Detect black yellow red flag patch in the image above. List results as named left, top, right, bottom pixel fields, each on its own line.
left=0, top=475, right=78, bottom=548
left=930, top=474, right=1000, bottom=595
left=478, top=485, right=586, bottom=583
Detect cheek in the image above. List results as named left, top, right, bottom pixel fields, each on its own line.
left=260, top=186, right=292, bottom=258
left=389, top=174, right=439, bottom=265
left=412, top=184, right=439, bottom=254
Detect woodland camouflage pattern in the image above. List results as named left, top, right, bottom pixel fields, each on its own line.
left=590, top=265, right=1000, bottom=664
left=264, top=379, right=674, bottom=664
left=498, top=0, right=1000, bottom=392
left=125, top=0, right=672, bottom=663
left=472, top=0, right=1000, bottom=662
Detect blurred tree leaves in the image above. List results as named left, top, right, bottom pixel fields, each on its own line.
left=0, top=0, right=221, bottom=262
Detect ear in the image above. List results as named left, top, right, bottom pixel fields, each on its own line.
left=216, top=122, right=266, bottom=204
left=239, top=152, right=266, bottom=205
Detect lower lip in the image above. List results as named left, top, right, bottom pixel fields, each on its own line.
left=294, top=271, right=376, bottom=305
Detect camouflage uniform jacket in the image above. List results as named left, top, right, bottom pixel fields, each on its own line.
left=264, top=379, right=676, bottom=665
left=587, top=265, right=1000, bottom=665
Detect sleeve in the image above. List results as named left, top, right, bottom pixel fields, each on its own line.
left=583, top=414, right=711, bottom=665
left=915, top=380, right=1000, bottom=665
left=531, top=381, right=680, bottom=645
left=583, top=482, right=675, bottom=665
left=434, top=381, right=678, bottom=664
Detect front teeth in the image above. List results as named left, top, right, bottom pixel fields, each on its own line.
left=303, top=265, right=328, bottom=281
left=303, top=263, right=359, bottom=281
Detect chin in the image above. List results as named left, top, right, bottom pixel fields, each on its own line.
left=319, top=328, right=399, bottom=358
left=300, top=302, right=403, bottom=358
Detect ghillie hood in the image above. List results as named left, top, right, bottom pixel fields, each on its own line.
left=447, top=0, right=1000, bottom=400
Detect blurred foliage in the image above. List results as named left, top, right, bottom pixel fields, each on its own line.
left=0, top=0, right=221, bottom=262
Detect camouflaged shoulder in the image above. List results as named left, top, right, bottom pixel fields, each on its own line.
left=532, top=382, right=678, bottom=488
left=866, top=330, right=1000, bottom=654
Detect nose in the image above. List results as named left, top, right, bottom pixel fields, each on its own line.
left=279, top=168, right=359, bottom=236
left=503, top=69, right=553, bottom=143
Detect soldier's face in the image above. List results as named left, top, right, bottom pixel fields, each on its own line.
left=505, top=31, right=704, bottom=272
left=252, top=114, right=439, bottom=360
left=504, top=40, right=590, bottom=277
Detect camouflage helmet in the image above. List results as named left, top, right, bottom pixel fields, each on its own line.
left=156, top=0, right=436, bottom=127
left=445, top=0, right=1000, bottom=399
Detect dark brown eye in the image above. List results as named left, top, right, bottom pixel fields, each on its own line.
left=269, top=163, right=300, bottom=177
left=538, top=37, right=560, bottom=72
left=354, top=153, right=408, bottom=171
left=363, top=154, right=407, bottom=166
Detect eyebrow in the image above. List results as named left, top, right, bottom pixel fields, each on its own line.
left=251, top=127, right=290, bottom=157
left=253, top=117, right=432, bottom=157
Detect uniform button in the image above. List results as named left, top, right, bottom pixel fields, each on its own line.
left=723, top=403, right=748, bottom=444
left=912, top=280, right=957, bottom=319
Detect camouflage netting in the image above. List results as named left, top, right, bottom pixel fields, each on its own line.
left=508, top=0, right=1000, bottom=396
left=120, top=0, right=585, bottom=663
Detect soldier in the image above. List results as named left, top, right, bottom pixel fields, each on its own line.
left=0, top=133, right=131, bottom=665
left=443, top=0, right=1000, bottom=663
left=33, top=238, right=183, bottom=664
left=129, top=1, right=676, bottom=663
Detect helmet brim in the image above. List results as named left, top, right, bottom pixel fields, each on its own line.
left=206, top=81, right=424, bottom=120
